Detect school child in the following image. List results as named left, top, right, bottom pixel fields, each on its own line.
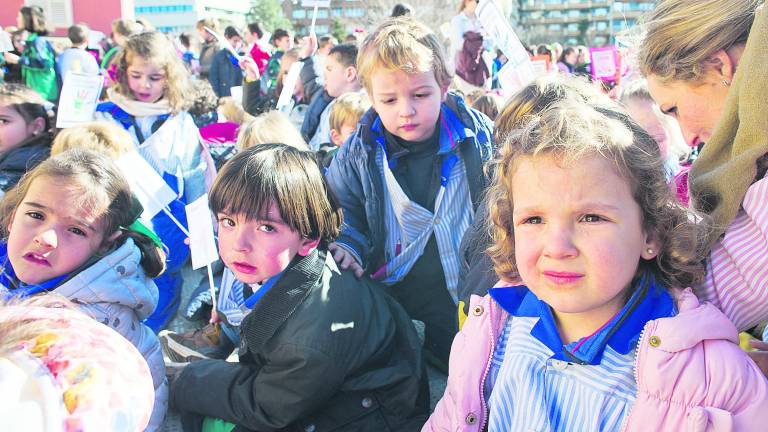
left=424, top=101, right=768, bottom=431
left=244, top=22, right=269, bottom=75
left=262, top=28, right=292, bottom=95
left=306, top=43, right=362, bottom=150
left=326, top=17, right=494, bottom=369
left=16, top=6, right=58, bottom=102
left=50, top=121, right=133, bottom=158
left=469, top=91, right=502, bottom=121
left=167, top=144, right=428, bottom=431
left=94, top=31, right=211, bottom=332
left=237, top=110, right=309, bottom=151
left=57, top=23, right=99, bottom=80
left=207, top=26, right=244, bottom=98
left=101, top=19, right=140, bottom=72
left=0, top=295, right=155, bottom=431
left=318, top=91, right=370, bottom=168
left=0, top=149, right=169, bottom=430
left=0, top=83, right=51, bottom=194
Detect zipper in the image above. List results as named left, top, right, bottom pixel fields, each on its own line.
left=478, top=301, right=501, bottom=431
left=621, top=321, right=650, bottom=431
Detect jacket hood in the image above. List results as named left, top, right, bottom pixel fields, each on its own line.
left=0, top=133, right=51, bottom=169
left=54, top=238, right=159, bottom=320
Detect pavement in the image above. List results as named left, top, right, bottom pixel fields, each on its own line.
left=161, top=264, right=447, bottom=431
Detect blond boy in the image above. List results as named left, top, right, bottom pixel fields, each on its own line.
left=325, top=17, right=494, bottom=369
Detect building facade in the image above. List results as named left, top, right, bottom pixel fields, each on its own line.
left=516, top=0, right=655, bottom=46
left=281, top=0, right=372, bottom=37
left=134, top=0, right=250, bottom=34
left=2, top=0, right=133, bottom=36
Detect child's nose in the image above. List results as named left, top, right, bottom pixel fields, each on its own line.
left=35, top=229, right=58, bottom=249
left=233, top=231, right=252, bottom=253
left=542, top=224, right=577, bottom=259
left=398, top=99, right=416, bottom=118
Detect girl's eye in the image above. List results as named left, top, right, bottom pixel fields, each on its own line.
left=521, top=216, right=542, bottom=225
left=26, top=211, right=44, bottom=220
left=259, top=224, right=275, bottom=233
left=662, top=106, right=678, bottom=117
left=582, top=214, right=604, bottom=223
left=150, top=75, right=164, bottom=81
left=68, top=227, right=87, bottom=237
left=218, top=217, right=236, bottom=228
left=414, top=93, right=429, bottom=99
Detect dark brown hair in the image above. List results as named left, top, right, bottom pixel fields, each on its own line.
left=210, top=144, right=343, bottom=243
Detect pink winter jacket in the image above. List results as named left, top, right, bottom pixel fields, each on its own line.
left=424, top=289, right=768, bottom=431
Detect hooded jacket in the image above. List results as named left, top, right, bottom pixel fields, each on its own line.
left=0, top=133, right=51, bottom=192
left=424, top=288, right=768, bottom=431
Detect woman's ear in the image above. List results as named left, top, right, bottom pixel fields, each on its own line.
left=298, top=237, right=321, bottom=257
left=708, top=49, right=738, bottom=82
left=641, top=231, right=661, bottom=260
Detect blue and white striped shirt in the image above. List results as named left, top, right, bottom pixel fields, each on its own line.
left=485, top=275, right=675, bottom=431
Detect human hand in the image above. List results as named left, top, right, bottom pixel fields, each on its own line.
left=328, top=242, right=364, bottom=278
left=749, top=340, right=768, bottom=378
left=239, top=56, right=260, bottom=81
left=166, top=361, right=187, bottom=389
left=301, top=32, right=318, bottom=59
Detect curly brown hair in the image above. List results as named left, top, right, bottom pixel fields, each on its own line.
left=112, top=32, right=193, bottom=114
left=487, top=100, right=709, bottom=289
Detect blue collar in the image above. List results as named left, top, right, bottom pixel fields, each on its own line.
left=488, top=272, right=675, bottom=365
left=242, top=271, right=283, bottom=309
left=0, top=242, right=68, bottom=299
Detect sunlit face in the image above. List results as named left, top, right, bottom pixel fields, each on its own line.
left=274, top=36, right=292, bottom=51
left=7, top=176, right=109, bottom=285
left=464, top=0, right=478, bottom=14
left=511, top=154, right=657, bottom=339
left=216, top=201, right=318, bottom=284
left=624, top=97, right=671, bottom=158
left=0, top=104, right=41, bottom=154
left=369, top=69, right=447, bottom=142
left=331, top=121, right=357, bottom=147
left=127, top=56, right=167, bottom=103
left=647, top=71, right=730, bottom=148
left=323, top=54, right=350, bottom=98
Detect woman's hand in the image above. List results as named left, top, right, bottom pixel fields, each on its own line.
left=328, top=242, right=364, bottom=278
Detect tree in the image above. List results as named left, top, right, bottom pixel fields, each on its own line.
left=247, top=0, right=292, bottom=32
left=331, top=17, right=347, bottom=42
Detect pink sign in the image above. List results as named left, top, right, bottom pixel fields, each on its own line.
left=589, top=46, right=619, bottom=82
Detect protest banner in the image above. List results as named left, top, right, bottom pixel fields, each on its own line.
left=276, top=61, right=304, bottom=113
left=185, top=194, right=221, bottom=321
left=56, top=72, right=103, bottom=128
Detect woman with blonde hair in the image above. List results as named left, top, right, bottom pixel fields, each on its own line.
left=638, top=0, right=768, bottom=367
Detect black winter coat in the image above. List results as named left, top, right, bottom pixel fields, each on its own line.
left=0, top=133, right=51, bottom=192
left=172, top=249, right=429, bottom=432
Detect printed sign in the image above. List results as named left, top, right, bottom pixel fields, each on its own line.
left=115, top=151, right=177, bottom=220
left=530, top=55, right=551, bottom=77
left=56, top=73, right=104, bottom=128
left=185, top=194, right=219, bottom=269
left=301, top=0, right=331, bottom=7
left=476, top=0, right=535, bottom=93
left=590, top=46, right=619, bottom=82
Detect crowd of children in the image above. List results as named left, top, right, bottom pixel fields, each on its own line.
left=1, top=0, right=768, bottom=430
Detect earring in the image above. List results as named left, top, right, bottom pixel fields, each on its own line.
left=722, top=79, right=731, bottom=87
left=646, top=248, right=654, bottom=255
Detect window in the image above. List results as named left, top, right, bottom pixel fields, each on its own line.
left=292, top=9, right=307, bottom=19
left=548, top=24, right=561, bottom=31
left=594, top=7, right=608, bottom=16
left=316, top=9, right=328, bottom=18
left=596, top=21, right=608, bottom=31
left=25, top=0, right=73, bottom=28
left=332, top=8, right=343, bottom=17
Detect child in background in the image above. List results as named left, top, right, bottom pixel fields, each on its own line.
left=0, top=149, right=168, bottom=430
left=237, top=110, right=308, bottom=151
left=207, top=26, right=244, bottom=98
left=16, top=6, right=58, bottom=102
left=318, top=91, right=370, bottom=168
left=470, top=92, right=502, bottom=121
left=244, top=22, right=269, bottom=76
left=178, top=32, right=199, bottom=74
left=57, top=24, right=99, bottom=80
left=95, top=31, right=211, bottom=332
left=0, top=83, right=51, bottom=194
left=167, top=144, right=428, bottom=431
left=50, top=121, right=133, bottom=158
left=307, top=43, right=362, bottom=150
left=0, top=295, right=155, bottom=431
left=425, top=101, right=768, bottom=431
left=326, top=17, right=494, bottom=370
left=262, top=28, right=292, bottom=95
left=101, top=18, right=140, bottom=71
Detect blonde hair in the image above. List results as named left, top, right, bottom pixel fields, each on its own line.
left=637, top=0, right=763, bottom=82
left=51, top=121, right=133, bottom=159
left=487, top=100, right=708, bottom=288
left=111, top=18, right=140, bottom=39
left=357, top=17, right=452, bottom=94
left=113, top=32, right=193, bottom=114
left=471, top=93, right=502, bottom=121
left=237, top=110, right=309, bottom=151
left=329, top=92, right=370, bottom=133
left=218, top=96, right=252, bottom=125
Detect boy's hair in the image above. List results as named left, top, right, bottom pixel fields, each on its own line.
left=196, top=18, right=219, bottom=33
left=113, top=32, right=193, bottom=113
left=18, top=6, right=47, bottom=35
left=188, top=78, right=219, bottom=118
left=178, top=32, right=191, bottom=48
left=67, top=23, right=89, bottom=45
left=0, top=149, right=166, bottom=277
left=329, top=92, right=370, bottom=133
left=487, top=100, right=708, bottom=289
left=328, top=43, right=358, bottom=68
left=224, top=26, right=241, bottom=40
left=391, top=3, right=413, bottom=17
left=271, top=29, right=289, bottom=46
left=0, top=83, right=51, bottom=130
left=471, top=93, right=501, bottom=121
left=51, top=121, right=133, bottom=159
left=111, top=18, right=140, bottom=38
left=209, top=144, right=343, bottom=243
left=247, top=22, right=263, bottom=39
left=357, top=17, right=452, bottom=94
left=237, top=110, right=308, bottom=151
left=318, top=34, right=338, bottom=50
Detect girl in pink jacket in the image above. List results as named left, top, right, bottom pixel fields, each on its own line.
left=424, top=101, right=768, bottom=431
